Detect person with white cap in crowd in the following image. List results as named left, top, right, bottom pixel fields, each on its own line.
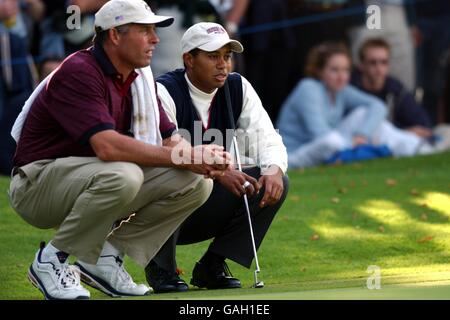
left=8, top=0, right=231, bottom=300
left=146, top=22, right=289, bottom=293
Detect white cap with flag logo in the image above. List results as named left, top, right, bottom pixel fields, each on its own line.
left=181, top=22, right=244, bottom=54
left=95, top=0, right=174, bottom=31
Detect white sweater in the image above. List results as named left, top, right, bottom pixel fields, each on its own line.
left=157, top=73, right=288, bottom=174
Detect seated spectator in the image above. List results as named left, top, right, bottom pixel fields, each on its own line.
left=277, top=42, right=442, bottom=169
left=352, top=37, right=450, bottom=147
left=351, top=38, right=432, bottom=138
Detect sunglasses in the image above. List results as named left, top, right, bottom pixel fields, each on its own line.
left=366, top=59, right=389, bottom=66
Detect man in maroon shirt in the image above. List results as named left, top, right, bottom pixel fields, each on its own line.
left=9, top=0, right=230, bottom=300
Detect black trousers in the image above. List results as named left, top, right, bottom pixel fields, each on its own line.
left=153, top=167, right=289, bottom=272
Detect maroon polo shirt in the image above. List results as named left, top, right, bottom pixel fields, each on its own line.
left=14, top=45, right=176, bottom=167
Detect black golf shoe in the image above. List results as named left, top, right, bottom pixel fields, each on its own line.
left=145, top=260, right=188, bottom=293
left=190, top=259, right=241, bottom=290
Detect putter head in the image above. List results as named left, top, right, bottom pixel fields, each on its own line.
left=252, top=270, right=264, bottom=288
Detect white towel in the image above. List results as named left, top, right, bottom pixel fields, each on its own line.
left=11, top=66, right=162, bottom=146
left=130, top=66, right=162, bottom=146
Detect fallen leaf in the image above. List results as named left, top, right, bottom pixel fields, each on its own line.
left=352, top=163, right=363, bottom=169
left=410, top=189, right=419, bottom=196
left=300, top=267, right=306, bottom=272
left=331, top=197, right=340, bottom=203
left=176, top=267, right=185, bottom=275
left=352, top=212, right=359, bottom=220
left=338, top=187, right=348, bottom=194
left=420, top=203, right=428, bottom=208
left=310, top=234, right=320, bottom=241
left=290, top=195, right=300, bottom=202
left=420, top=213, right=428, bottom=221
left=417, top=235, right=434, bottom=243
left=279, top=216, right=289, bottom=221
left=386, top=179, right=397, bottom=186
left=378, top=226, right=385, bottom=233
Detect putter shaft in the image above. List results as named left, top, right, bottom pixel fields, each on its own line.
left=232, top=136, right=261, bottom=284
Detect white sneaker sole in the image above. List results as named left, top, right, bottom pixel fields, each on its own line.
left=75, top=262, right=150, bottom=298
left=28, top=266, right=89, bottom=300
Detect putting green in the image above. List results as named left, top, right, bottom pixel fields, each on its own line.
left=180, top=281, right=450, bottom=300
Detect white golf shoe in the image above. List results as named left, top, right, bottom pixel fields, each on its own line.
left=76, top=255, right=151, bottom=297
left=28, top=242, right=90, bottom=300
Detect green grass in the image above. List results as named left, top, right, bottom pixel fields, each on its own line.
left=1, top=152, right=450, bottom=300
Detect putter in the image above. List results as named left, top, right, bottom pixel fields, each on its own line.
left=224, top=80, right=264, bottom=289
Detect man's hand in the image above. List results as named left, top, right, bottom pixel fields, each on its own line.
left=407, top=126, right=432, bottom=139
left=258, top=165, right=284, bottom=208
left=182, top=144, right=233, bottom=179
left=217, top=170, right=261, bottom=198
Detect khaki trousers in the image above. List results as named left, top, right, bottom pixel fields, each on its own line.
left=9, top=157, right=212, bottom=267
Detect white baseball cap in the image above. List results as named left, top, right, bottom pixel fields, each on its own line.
left=181, top=22, right=244, bottom=54
left=94, top=0, right=174, bottom=31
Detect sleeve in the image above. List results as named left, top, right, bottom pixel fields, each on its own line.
left=236, top=76, right=288, bottom=174
left=284, top=79, right=333, bottom=139
left=156, top=82, right=178, bottom=127
left=155, top=83, right=176, bottom=139
left=394, top=85, right=432, bottom=128
left=342, top=85, right=387, bottom=137
left=46, top=66, right=115, bottom=145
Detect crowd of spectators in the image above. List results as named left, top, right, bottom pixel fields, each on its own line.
left=1, top=0, right=449, bottom=174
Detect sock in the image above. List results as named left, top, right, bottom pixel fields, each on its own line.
left=42, top=242, right=69, bottom=263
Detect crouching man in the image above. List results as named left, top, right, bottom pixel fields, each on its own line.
left=145, top=22, right=289, bottom=293
left=8, top=1, right=230, bottom=300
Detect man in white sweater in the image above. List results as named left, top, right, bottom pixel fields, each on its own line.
left=145, top=22, right=289, bottom=292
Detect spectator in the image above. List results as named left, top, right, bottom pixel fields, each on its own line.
left=288, top=0, right=364, bottom=82
left=351, top=37, right=432, bottom=138
left=0, top=0, right=45, bottom=45
left=39, top=0, right=108, bottom=78
left=348, top=0, right=416, bottom=92
left=240, top=0, right=297, bottom=123
left=277, top=42, right=441, bottom=169
left=411, top=0, right=450, bottom=125
left=0, top=0, right=38, bottom=175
